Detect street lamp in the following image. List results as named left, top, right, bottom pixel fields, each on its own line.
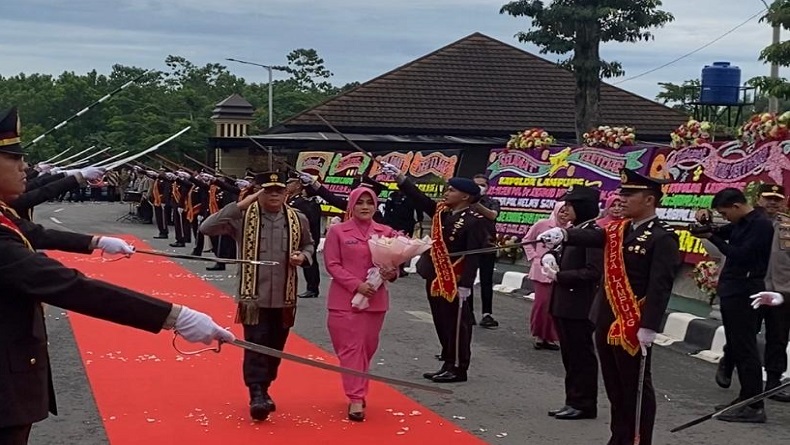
left=225, top=57, right=284, bottom=168
left=225, top=58, right=281, bottom=128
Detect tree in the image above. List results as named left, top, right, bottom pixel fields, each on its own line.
left=655, top=79, right=700, bottom=114
left=275, top=48, right=335, bottom=93
left=750, top=1, right=790, bottom=100
left=500, top=0, right=674, bottom=142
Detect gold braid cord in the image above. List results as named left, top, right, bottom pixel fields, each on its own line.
left=236, top=202, right=302, bottom=327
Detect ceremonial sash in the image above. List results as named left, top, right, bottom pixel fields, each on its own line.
left=208, top=185, right=220, bottom=214
left=185, top=185, right=202, bottom=222
left=0, top=203, right=33, bottom=250
left=152, top=180, right=163, bottom=207
left=171, top=182, right=182, bottom=203
left=603, top=219, right=641, bottom=356
left=428, top=204, right=464, bottom=302
left=236, top=201, right=301, bottom=327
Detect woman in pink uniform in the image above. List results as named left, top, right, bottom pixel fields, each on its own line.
left=523, top=202, right=569, bottom=350
left=323, top=187, right=398, bottom=422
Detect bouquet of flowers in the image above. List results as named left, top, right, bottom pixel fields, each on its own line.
left=690, top=260, right=720, bottom=305
left=671, top=119, right=712, bottom=148
left=351, top=234, right=434, bottom=310
left=583, top=126, right=636, bottom=149
left=738, top=112, right=790, bottom=145
left=506, top=128, right=555, bottom=150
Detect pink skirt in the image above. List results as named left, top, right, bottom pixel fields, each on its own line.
left=530, top=281, right=558, bottom=342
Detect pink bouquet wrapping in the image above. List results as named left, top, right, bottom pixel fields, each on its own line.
left=351, top=234, right=434, bottom=310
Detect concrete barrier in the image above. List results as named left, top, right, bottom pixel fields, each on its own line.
left=493, top=271, right=528, bottom=293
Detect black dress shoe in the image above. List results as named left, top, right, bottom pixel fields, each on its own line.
left=189, top=250, right=202, bottom=257
left=431, top=369, right=467, bottom=383
left=554, top=407, right=597, bottom=420
left=769, top=389, right=790, bottom=402
left=248, top=385, right=271, bottom=421
left=263, top=392, right=276, bottom=412
left=479, top=314, right=499, bottom=329
left=423, top=366, right=449, bottom=380
left=169, top=242, right=186, bottom=248
left=715, top=359, right=733, bottom=389
left=153, top=235, right=168, bottom=239
left=716, top=405, right=766, bottom=423
left=548, top=406, right=570, bottom=417
left=298, top=291, right=319, bottom=299
left=715, top=398, right=742, bottom=411
left=206, top=263, right=226, bottom=271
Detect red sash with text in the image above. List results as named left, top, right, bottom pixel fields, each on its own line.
left=603, top=219, right=641, bottom=356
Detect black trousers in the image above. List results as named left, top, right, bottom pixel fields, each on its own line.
left=211, top=235, right=237, bottom=259
left=191, top=217, right=204, bottom=254
left=758, top=303, right=790, bottom=382
left=555, top=317, right=598, bottom=413
left=596, top=328, right=655, bottom=445
left=242, top=308, right=291, bottom=388
left=426, top=282, right=473, bottom=371
left=0, top=424, right=31, bottom=445
left=153, top=204, right=168, bottom=236
left=720, top=296, right=764, bottom=407
left=302, top=251, right=320, bottom=294
left=172, top=207, right=191, bottom=243
left=467, top=253, right=496, bottom=315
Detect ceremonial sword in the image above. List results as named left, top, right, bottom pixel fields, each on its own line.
left=172, top=334, right=453, bottom=395
left=41, top=147, right=72, bottom=164
left=92, top=150, right=130, bottom=168
left=52, top=146, right=97, bottom=166
left=103, top=126, right=191, bottom=171
left=61, top=146, right=112, bottom=168
left=131, top=249, right=279, bottom=266
left=670, top=379, right=790, bottom=432
left=448, top=239, right=543, bottom=257
left=25, top=71, right=151, bottom=149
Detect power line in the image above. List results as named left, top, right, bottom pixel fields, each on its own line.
left=613, top=8, right=767, bottom=85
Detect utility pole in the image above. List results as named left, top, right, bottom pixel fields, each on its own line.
left=762, top=0, right=781, bottom=113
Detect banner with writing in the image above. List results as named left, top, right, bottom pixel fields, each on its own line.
left=485, top=140, right=790, bottom=260
left=294, top=149, right=460, bottom=215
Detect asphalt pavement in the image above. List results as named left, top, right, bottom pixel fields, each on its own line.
left=28, top=201, right=790, bottom=445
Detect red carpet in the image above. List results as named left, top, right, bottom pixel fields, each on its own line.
left=50, top=236, right=487, bottom=445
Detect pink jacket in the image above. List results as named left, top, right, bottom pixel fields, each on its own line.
left=323, top=212, right=396, bottom=312
left=523, top=202, right=568, bottom=283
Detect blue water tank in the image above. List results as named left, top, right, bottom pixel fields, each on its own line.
left=700, top=62, right=741, bottom=105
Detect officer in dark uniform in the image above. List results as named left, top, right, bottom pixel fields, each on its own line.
left=383, top=189, right=423, bottom=276
left=286, top=174, right=322, bottom=298
left=542, top=185, right=603, bottom=420
left=382, top=162, right=487, bottom=383
left=169, top=172, right=192, bottom=248
left=304, top=173, right=386, bottom=223
left=151, top=168, right=171, bottom=239
left=0, top=106, right=233, bottom=445
left=539, top=169, right=680, bottom=445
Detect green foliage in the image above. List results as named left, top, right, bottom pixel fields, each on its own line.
left=655, top=79, right=701, bottom=113
left=0, top=49, right=351, bottom=163
left=500, top=0, right=674, bottom=141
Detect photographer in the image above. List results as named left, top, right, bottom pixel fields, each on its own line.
left=693, top=188, right=774, bottom=423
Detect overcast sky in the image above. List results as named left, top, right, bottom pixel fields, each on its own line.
left=0, top=0, right=776, bottom=102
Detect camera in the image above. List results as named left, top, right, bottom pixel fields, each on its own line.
left=688, top=223, right=720, bottom=236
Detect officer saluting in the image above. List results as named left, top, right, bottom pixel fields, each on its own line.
left=382, top=162, right=487, bottom=383
left=539, top=169, right=680, bottom=445
left=286, top=174, right=323, bottom=299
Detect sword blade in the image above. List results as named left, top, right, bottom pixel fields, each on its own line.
left=53, top=146, right=96, bottom=166
left=448, top=239, right=542, bottom=257
left=42, top=147, right=72, bottom=163
left=135, top=249, right=279, bottom=266
left=104, top=126, right=191, bottom=171
left=61, top=146, right=112, bottom=168
left=671, top=379, right=790, bottom=432
left=226, top=339, right=453, bottom=395
left=93, top=150, right=129, bottom=168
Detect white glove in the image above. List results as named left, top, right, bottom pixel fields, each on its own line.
left=51, top=167, right=63, bottom=174
left=458, top=287, right=471, bottom=301
left=540, top=254, right=559, bottom=272
left=750, top=291, right=785, bottom=309
left=97, top=236, right=135, bottom=256
left=235, top=179, right=250, bottom=189
left=37, top=162, right=54, bottom=173
left=79, top=166, right=105, bottom=181
left=165, top=172, right=176, bottom=181
left=538, top=227, right=565, bottom=249
left=174, top=306, right=235, bottom=345
left=145, top=170, right=157, bottom=177
left=637, top=328, right=657, bottom=347
left=197, top=173, right=215, bottom=183
left=133, top=165, right=143, bottom=172
left=177, top=170, right=191, bottom=180
left=298, top=172, right=314, bottom=186
left=381, top=162, right=401, bottom=177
